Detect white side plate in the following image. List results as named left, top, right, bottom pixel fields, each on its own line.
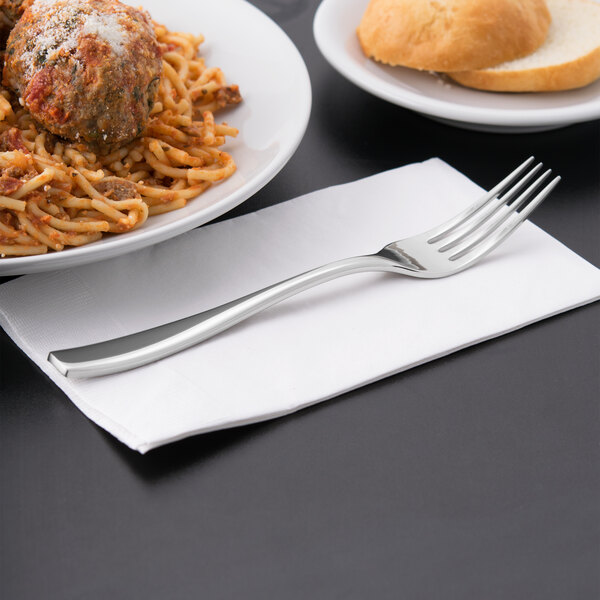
left=1, top=0, right=312, bottom=275
left=313, top=0, right=600, bottom=133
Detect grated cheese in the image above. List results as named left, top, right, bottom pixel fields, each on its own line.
left=20, top=0, right=131, bottom=77
left=80, top=13, right=127, bottom=55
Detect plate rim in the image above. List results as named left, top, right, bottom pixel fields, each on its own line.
left=1, top=0, right=312, bottom=276
left=313, top=0, right=600, bottom=128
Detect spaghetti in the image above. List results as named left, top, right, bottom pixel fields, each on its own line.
left=0, top=22, right=241, bottom=257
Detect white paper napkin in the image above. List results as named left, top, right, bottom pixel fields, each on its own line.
left=1, top=159, right=599, bottom=453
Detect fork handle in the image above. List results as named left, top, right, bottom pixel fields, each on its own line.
left=48, top=254, right=397, bottom=378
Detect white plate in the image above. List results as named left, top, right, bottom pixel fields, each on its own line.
left=313, top=0, right=600, bottom=133
left=1, top=0, right=311, bottom=276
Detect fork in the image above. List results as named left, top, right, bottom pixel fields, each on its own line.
left=48, top=157, right=560, bottom=378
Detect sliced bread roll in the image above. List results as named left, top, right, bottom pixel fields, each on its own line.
left=448, top=0, right=600, bottom=91
left=357, top=0, right=552, bottom=72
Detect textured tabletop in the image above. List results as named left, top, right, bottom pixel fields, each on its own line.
left=1, top=1, right=599, bottom=598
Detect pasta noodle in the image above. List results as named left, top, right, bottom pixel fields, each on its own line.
left=0, top=22, right=241, bottom=257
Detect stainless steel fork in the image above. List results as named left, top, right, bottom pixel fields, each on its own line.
left=48, top=157, right=560, bottom=378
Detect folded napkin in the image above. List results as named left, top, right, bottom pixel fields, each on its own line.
left=1, top=159, right=599, bottom=453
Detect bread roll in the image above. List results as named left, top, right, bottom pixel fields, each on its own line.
left=448, top=0, right=600, bottom=91
left=357, top=0, right=552, bottom=72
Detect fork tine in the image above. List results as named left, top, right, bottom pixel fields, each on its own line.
left=446, top=169, right=553, bottom=260
left=449, top=175, right=561, bottom=264
left=435, top=162, right=544, bottom=251
left=514, top=176, right=561, bottom=220
left=426, top=156, right=536, bottom=243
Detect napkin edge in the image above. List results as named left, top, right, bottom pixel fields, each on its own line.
left=135, top=293, right=599, bottom=454
left=0, top=309, right=146, bottom=450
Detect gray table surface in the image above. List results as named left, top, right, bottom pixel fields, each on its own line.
left=1, top=1, right=599, bottom=598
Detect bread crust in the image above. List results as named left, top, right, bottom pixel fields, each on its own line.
left=447, top=0, right=600, bottom=92
left=448, top=47, right=600, bottom=91
left=357, top=0, right=552, bottom=72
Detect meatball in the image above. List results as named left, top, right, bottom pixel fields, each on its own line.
left=3, top=0, right=162, bottom=150
left=0, top=0, right=25, bottom=48
left=95, top=176, right=140, bottom=200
